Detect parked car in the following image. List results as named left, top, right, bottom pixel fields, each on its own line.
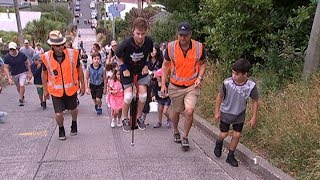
left=75, top=1, right=80, bottom=6
left=75, top=6, right=80, bottom=11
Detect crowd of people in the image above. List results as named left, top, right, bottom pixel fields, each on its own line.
left=0, top=17, right=259, bottom=168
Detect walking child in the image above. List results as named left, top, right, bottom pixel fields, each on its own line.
left=31, top=54, right=47, bottom=109
left=81, top=50, right=88, bottom=69
left=85, top=52, right=107, bottom=115
left=213, top=58, right=259, bottom=167
left=107, top=69, right=124, bottom=127
left=152, top=69, right=172, bottom=128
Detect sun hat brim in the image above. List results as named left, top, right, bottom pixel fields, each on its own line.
left=47, top=37, right=67, bottom=46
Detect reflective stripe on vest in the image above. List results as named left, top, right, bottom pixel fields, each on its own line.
left=43, top=49, right=77, bottom=91
left=168, top=40, right=202, bottom=85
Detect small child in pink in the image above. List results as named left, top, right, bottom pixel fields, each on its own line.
left=107, top=69, right=123, bottom=127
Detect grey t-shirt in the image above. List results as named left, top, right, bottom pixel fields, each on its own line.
left=219, top=77, right=259, bottom=124
left=20, top=47, right=35, bottom=60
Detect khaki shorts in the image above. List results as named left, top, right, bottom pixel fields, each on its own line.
left=168, top=83, right=200, bottom=113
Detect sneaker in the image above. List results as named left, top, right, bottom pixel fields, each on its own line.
left=59, top=126, right=66, bottom=140
left=42, top=102, right=47, bottom=110
left=226, top=155, right=239, bottom=167
left=166, top=119, right=172, bottom=128
left=97, top=108, right=102, bottom=116
left=70, top=121, right=77, bottom=136
left=19, top=99, right=24, bottom=106
left=137, top=117, right=146, bottom=130
left=122, top=118, right=131, bottom=133
left=116, top=119, right=122, bottom=127
left=110, top=118, right=116, bottom=128
left=153, top=122, right=162, bottom=128
left=0, top=112, right=8, bottom=124
left=214, top=140, right=223, bottom=157
left=173, top=132, right=181, bottom=143
left=181, top=137, right=190, bottom=149
left=94, top=104, right=98, bottom=111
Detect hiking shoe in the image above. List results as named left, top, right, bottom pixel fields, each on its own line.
left=173, top=133, right=181, bottom=143
left=153, top=122, right=162, bottom=128
left=166, top=119, right=172, bottom=128
left=19, top=99, right=24, bottom=106
left=70, top=121, right=77, bottom=136
left=0, top=112, right=8, bottom=124
left=116, top=119, right=122, bottom=127
left=94, top=104, right=98, bottom=111
left=214, top=140, right=223, bottom=157
left=226, top=155, right=239, bottom=167
left=110, top=118, right=116, bottom=128
left=137, top=117, right=146, bottom=130
left=181, top=137, right=190, bottom=149
left=122, top=118, right=131, bottom=133
left=97, top=108, right=102, bottom=116
left=59, top=126, right=66, bottom=140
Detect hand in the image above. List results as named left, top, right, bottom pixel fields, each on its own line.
left=79, top=85, right=85, bottom=96
left=123, top=69, right=130, bottom=77
left=37, top=63, right=42, bottom=69
left=248, top=117, right=257, bottom=128
left=142, top=65, right=148, bottom=75
left=194, top=78, right=202, bottom=88
left=103, top=88, right=107, bottom=95
left=86, top=88, right=91, bottom=95
left=160, top=85, right=167, bottom=98
left=214, top=111, right=221, bottom=122
left=43, top=90, right=50, bottom=100
left=151, top=96, right=156, bottom=101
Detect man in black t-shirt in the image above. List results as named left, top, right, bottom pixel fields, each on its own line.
left=3, top=42, right=32, bottom=106
left=115, top=17, right=154, bottom=132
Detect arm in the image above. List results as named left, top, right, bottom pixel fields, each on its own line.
left=160, top=59, right=170, bottom=96
left=107, top=51, right=112, bottom=64
left=214, top=92, right=223, bottom=122
left=42, top=69, right=49, bottom=99
left=84, top=69, right=90, bottom=94
left=102, top=68, right=107, bottom=94
left=249, top=99, right=259, bottom=128
left=194, top=60, right=207, bottom=87
left=3, top=64, right=14, bottom=85
left=77, top=66, right=85, bottom=96
left=25, top=58, right=32, bottom=80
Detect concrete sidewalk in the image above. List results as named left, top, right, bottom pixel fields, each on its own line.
left=0, top=28, right=292, bottom=179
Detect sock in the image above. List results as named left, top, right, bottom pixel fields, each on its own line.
left=72, top=120, right=77, bottom=125
left=59, top=126, right=64, bottom=130
left=228, top=149, right=235, bottom=157
left=216, top=139, right=223, bottom=146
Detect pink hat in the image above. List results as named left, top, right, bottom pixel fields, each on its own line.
left=154, top=69, right=162, bottom=77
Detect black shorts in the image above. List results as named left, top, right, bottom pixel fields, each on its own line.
left=51, top=93, right=78, bottom=113
left=219, top=121, right=244, bottom=133
left=90, top=83, right=104, bottom=99
left=120, top=72, right=150, bottom=89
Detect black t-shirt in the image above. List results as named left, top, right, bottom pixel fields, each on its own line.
left=42, top=51, right=80, bottom=71
left=4, top=52, right=28, bottom=75
left=115, top=36, right=153, bottom=74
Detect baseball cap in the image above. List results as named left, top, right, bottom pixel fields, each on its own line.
left=8, top=42, right=17, bottom=50
left=178, top=22, right=192, bottom=35
left=32, top=54, right=41, bottom=61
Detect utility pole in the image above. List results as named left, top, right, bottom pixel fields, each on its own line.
left=53, top=0, right=57, bottom=21
left=13, top=0, right=24, bottom=46
left=303, top=2, right=320, bottom=77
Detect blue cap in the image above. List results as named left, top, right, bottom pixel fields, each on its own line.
left=32, top=54, right=41, bottom=61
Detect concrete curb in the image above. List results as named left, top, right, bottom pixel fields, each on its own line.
left=193, top=114, right=294, bottom=180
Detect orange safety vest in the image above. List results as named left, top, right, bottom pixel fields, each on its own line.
left=167, top=39, right=203, bottom=87
left=40, top=49, right=79, bottom=97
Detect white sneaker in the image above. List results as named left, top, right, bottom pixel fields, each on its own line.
left=116, top=119, right=122, bottom=127
left=110, top=118, right=115, bottom=128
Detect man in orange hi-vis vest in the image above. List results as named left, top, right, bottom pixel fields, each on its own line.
left=161, top=22, right=207, bottom=150
left=41, top=30, right=85, bottom=141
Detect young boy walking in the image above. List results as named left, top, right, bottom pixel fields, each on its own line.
left=214, top=58, right=259, bottom=167
left=31, top=54, right=46, bottom=109
left=85, top=52, right=107, bottom=115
